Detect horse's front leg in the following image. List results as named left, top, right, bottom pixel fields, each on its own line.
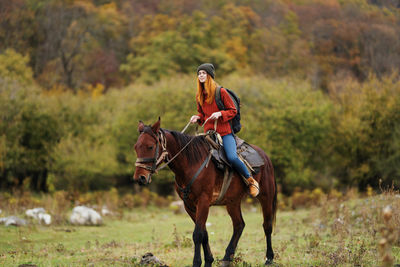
left=201, top=228, right=214, bottom=267
left=192, top=194, right=212, bottom=267
left=184, top=202, right=214, bottom=267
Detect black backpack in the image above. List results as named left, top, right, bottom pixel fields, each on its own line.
left=215, top=86, right=242, bottom=134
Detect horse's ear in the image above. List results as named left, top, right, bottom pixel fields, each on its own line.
left=138, top=121, right=145, bottom=133
left=151, top=117, right=161, bottom=133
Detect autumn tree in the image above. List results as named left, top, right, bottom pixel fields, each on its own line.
left=25, top=0, right=127, bottom=90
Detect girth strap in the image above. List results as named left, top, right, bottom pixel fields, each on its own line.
left=213, top=167, right=233, bottom=205
left=177, top=152, right=212, bottom=202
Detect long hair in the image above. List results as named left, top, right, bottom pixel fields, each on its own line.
left=196, top=76, right=218, bottom=106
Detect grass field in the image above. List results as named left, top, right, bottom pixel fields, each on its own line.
left=0, top=193, right=399, bottom=267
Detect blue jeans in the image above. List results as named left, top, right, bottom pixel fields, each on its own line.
left=222, top=134, right=251, bottom=178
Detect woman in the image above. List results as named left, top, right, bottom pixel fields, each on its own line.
left=190, top=63, right=259, bottom=197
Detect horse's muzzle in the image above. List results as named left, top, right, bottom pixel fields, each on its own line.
left=137, top=174, right=151, bottom=186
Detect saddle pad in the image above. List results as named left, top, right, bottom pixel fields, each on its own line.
left=210, top=140, right=265, bottom=170
left=235, top=136, right=245, bottom=147
left=237, top=142, right=265, bottom=167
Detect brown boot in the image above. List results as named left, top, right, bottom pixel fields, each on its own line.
left=247, top=177, right=259, bottom=197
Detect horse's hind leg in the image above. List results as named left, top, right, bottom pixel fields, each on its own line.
left=258, top=194, right=275, bottom=265
left=221, top=202, right=245, bottom=266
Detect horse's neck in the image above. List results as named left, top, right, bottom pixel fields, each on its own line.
left=164, top=131, right=200, bottom=186
left=164, top=131, right=187, bottom=174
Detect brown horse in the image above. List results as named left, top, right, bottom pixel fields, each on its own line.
left=133, top=118, right=277, bottom=267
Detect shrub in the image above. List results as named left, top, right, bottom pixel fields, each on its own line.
left=0, top=49, right=34, bottom=85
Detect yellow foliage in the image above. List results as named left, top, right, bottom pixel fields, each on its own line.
left=224, top=37, right=248, bottom=68
left=291, top=189, right=317, bottom=209
left=0, top=49, right=34, bottom=85
left=366, top=185, right=374, bottom=197
left=84, top=83, right=105, bottom=99
left=8, top=197, right=17, bottom=205
left=310, top=188, right=325, bottom=204
left=44, top=84, right=69, bottom=96
left=329, top=189, right=343, bottom=199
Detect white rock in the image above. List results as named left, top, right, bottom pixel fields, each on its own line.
left=0, top=216, right=27, bottom=227
left=101, top=206, right=112, bottom=216
left=38, top=213, right=52, bottom=225
left=70, top=206, right=102, bottom=225
left=26, top=207, right=45, bottom=218
left=26, top=207, right=51, bottom=225
left=140, top=253, right=166, bottom=266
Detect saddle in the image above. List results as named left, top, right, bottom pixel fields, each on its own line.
left=204, top=132, right=264, bottom=205
left=205, top=132, right=264, bottom=175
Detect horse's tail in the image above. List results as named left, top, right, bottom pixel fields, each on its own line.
left=266, top=154, right=278, bottom=230
left=272, top=167, right=278, bottom=229
left=255, top=144, right=278, bottom=231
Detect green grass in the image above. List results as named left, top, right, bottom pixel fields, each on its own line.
left=0, top=195, right=399, bottom=266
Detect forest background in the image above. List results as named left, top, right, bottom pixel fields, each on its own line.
left=0, top=0, right=399, bottom=196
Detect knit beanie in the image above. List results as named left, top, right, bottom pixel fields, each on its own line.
left=197, top=63, right=215, bottom=79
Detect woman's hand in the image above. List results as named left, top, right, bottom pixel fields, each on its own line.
left=209, top=112, right=222, bottom=120
left=190, top=115, right=200, bottom=123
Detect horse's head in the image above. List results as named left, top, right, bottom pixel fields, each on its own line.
left=133, top=118, right=166, bottom=185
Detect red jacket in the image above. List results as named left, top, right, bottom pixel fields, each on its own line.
left=197, top=88, right=237, bottom=136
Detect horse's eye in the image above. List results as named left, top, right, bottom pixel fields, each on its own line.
left=148, top=146, right=153, bottom=150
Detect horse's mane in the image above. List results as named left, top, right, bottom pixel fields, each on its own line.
left=166, top=130, right=209, bottom=163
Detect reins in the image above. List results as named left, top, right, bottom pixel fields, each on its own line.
left=136, top=119, right=218, bottom=209
left=181, top=117, right=217, bottom=134
left=143, top=118, right=217, bottom=173
left=155, top=132, right=204, bottom=172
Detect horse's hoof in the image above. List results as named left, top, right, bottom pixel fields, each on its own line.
left=265, top=259, right=274, bottom=265
left=220, top=260, right=232, bottom=267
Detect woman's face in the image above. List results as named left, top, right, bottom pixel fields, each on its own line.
left=198, top=70, right=207, bottom=83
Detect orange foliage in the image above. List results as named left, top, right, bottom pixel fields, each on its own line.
left=0, top=0, right=399, bottom=90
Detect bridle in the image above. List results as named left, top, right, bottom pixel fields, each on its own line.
left=135, top=127, right=212, bottom=175
left=135, top=130, right=169, bottom=174
left=134, top=125, right=215, bottom=207
left=134, top=120, right=220, bottom=210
